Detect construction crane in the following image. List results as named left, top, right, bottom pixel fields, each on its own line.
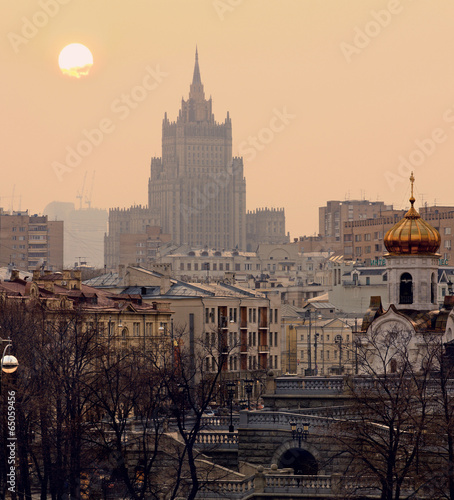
left=85, top=171, right=95, bottom=209
left=76, top=172, right=87, bottom=210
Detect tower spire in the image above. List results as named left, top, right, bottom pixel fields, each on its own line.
left=409, top=171, right=415, bottom=206
left=192, top=46, right=201, bottom=85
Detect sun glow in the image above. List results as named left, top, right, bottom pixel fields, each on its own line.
left=58, top=43, right=93, bottom=78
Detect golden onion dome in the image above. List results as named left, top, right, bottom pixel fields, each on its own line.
left=384, top=173, right=441, bottom=255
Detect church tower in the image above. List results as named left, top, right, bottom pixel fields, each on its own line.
left=384, top=173, right=441, bottom=311
left=148, top=49, right=246, bottom=250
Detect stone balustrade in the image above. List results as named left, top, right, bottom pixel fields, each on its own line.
left=264, top=474, right=332, bottom=492
left=275, top=376, right=345, bottom=394
left=195, top=431, right=239, bottom=448
left=198, top=473, right=333, bottom=498
left=198, top=476, right=255, bottom=498
left=239, top=410, right=337, bottom=433
left=201, top=415, right=240, bottom=428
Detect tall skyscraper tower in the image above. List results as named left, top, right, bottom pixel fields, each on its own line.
left=148, top=49, right=246, bottom=250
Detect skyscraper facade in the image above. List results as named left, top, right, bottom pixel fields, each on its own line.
left=148, top=49, right=246, bottom=250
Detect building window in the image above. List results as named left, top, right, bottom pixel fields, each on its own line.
left=445, top=227, right=451, bottom=235
left=133, top=322, right=140, bottom=335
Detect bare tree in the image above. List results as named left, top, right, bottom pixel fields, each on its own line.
left=332, top=326, right=439, bottom=500
left=148, top=326, right=235, bottom=500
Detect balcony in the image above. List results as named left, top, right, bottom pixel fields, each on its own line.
left=258, top=345, right=269, bottom=353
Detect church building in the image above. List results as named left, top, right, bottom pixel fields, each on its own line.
left=361, top=173, right=452, bottom=372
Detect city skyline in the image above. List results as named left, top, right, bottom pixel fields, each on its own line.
left=3, top=1, right=454, bottom=240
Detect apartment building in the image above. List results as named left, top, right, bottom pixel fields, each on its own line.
left=0, top=210, right=63, bottom=271
left=343, top=206, right=454, bottom=265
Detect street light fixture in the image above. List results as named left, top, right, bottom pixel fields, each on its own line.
left=227, top=381, right=236, bottom=432
left=244, top=378, right=253, bottom=410
left=305, top=310, right=322, bottom=376
left=0, top=340, right=18, bottom=395
left=289, top=420, right=309, bottom=447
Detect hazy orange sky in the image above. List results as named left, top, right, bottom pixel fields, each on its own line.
left=3, top=0, right=454, bottom=239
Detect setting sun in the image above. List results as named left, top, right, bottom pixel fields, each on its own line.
left=58, top=43, right=93, bottom=78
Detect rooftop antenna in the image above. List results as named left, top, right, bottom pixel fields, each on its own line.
left=10, top=185, right=15, bottom=213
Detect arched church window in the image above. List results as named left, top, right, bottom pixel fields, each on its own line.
left=431, top=272, right=437, bottom=304
left=399, top=272, right=413, bottom=304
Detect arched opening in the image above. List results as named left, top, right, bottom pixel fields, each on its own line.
left=278, top=448, right=318, bottom=475
left=431, top=272, right=437, bottom=304
left=399, top=272, right=413, bottom=304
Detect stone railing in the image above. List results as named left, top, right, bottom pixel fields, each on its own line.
left=195, top=431, right=238, bottom=448
left=198, top=472, right=439, bottom=499
left=264, top=474, right=332, bottom=492
left=239, top=410, right=338, bottom=433
left=198, top=472, right=332, bottom=498
left=275, top=376, right=345, bottom=394
left=198, top=476, right=255, bottom=498
left=201, top=415, right=240, bottom=428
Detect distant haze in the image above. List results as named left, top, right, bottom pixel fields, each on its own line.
left=3, top=0, right=454, bottom=239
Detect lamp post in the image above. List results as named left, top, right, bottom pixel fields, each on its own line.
left=244, top=378, right=253, bottom=410
left=335, top=334, right=343, bottom=374
left=0, top=340, right=18, bottom=395
left=314, top=333, right=319, bottom=376
left=354, top=317, right=359, bottom=375
left=177, top=383, right=186, bottom=431
left=305, top=310, right=312, bottom=374
left=289, top=420, right=309, bottom=447
left=227, top=381, right=235, bottom=432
